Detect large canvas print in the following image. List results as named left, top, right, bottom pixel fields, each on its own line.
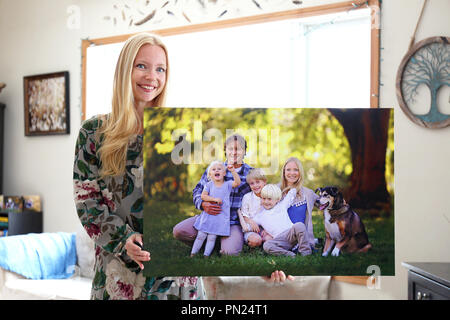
left=143, top=107, right=394, bottom=277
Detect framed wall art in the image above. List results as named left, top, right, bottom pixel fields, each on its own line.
left=23, top=71, right=70, bottom=136
left=396, top=36, right=450, bottom=129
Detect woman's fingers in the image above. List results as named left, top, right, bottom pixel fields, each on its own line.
left=275, top=271, right=295, bottom=282
left=129, top=248, right=151, bottom=260
left=271, top=270, right=283, bottom=282
left=125, top=233, right=151, bottom=269
left=261, top=270, right=295, bottom=283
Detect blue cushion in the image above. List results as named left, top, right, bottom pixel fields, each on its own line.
left=0, top=232, right=77, bottom=279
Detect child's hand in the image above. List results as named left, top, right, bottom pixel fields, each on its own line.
left=261, top=230, right=273, bottom=242
left=227, top=163, right=235, bottom=171
left=248, top=220, right=260, bottom=233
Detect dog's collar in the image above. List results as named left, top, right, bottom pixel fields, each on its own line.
left=329, top=205, right=350, bottom=218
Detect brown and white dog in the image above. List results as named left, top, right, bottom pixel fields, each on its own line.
left=315, top=186, right=372, bottom=257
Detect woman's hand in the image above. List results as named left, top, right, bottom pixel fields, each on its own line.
left=262, top=270, right=295, bottom=284
left=125, top=233, right=151, bottom=270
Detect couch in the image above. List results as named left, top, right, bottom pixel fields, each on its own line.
left=0, top=227, right=95, bottom=300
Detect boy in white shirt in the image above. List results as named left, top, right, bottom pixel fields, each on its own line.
left=237, top=168, right=267, bottom=248
left=253, top=184, right=312, bottom=257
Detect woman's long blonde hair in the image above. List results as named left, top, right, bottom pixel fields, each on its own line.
left=98, top=33, right=169, bottom=177
left=280, top=157, right=305, bottom=197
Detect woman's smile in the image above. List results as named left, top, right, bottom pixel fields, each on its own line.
left=284, top=161, right=300, bottom=185
left=138, top=84, right=156, bottom=92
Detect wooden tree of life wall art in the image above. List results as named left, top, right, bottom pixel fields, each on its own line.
left=396, top=36, right=450, bottom=129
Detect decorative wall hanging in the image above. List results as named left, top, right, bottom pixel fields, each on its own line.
left=103, top=0, right=304, bottom=27
left=395, top=0, right=450, bottom=129
left=396, top=36, right=450, bottom=129
left=23, top=71, right=70, bottom=136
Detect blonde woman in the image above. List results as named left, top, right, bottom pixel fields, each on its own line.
left=260, top=158, right=319, bottom=257
left=73, top=33, right=199, bottom=300
left=279, top=157, right=319, bottom=251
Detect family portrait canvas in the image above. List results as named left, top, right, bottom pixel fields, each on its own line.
left=143, top=107, right=394, bottom=277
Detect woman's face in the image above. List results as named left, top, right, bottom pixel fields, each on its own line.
left=131, top=44, right=167, bottom=109
left=284, top=160, right=300, bottom=186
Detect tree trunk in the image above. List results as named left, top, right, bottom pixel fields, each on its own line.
left=328, top=108, right=391, bottom=212
left=420, top=86, right=440, bottom=122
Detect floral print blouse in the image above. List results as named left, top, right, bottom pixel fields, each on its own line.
left=73, top=115, right=200, bottom=300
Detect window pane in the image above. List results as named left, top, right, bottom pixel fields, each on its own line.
left=304, top=9, right=371, bottom=107
left=84, top=8, right=372, bottom=118
left=164, top=19, right=299, bottom=108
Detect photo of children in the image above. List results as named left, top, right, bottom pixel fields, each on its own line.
left=143, top=107, right=394, bottom=277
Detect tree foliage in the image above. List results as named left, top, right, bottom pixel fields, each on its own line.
left=143, top=108, right=393, bottom=208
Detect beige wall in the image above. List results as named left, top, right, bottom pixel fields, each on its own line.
left=0, top=0, right=448, bottom=299
left=377, top=0, right=450, bottom=299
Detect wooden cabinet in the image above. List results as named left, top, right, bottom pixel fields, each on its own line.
left=403, top=262, right=450, bottom=300
left=0, top=210, right=43, bottom=236
left=7, top=211, right=42, bottom=236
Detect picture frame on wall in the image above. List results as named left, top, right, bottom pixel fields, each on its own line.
left=23, top=71, right=70, bottom=136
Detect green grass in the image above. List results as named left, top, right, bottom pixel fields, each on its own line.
left=143, top=200, right=394, bottom=277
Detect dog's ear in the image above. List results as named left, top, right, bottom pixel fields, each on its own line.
left=329, top=186, right=339, bottom=196
left=334, top=190, right=344, bottom=208
left=315, top=188, right=322, bottom=194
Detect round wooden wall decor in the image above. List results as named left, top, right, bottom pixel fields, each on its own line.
left=396, top=36, right=450, bottom=129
